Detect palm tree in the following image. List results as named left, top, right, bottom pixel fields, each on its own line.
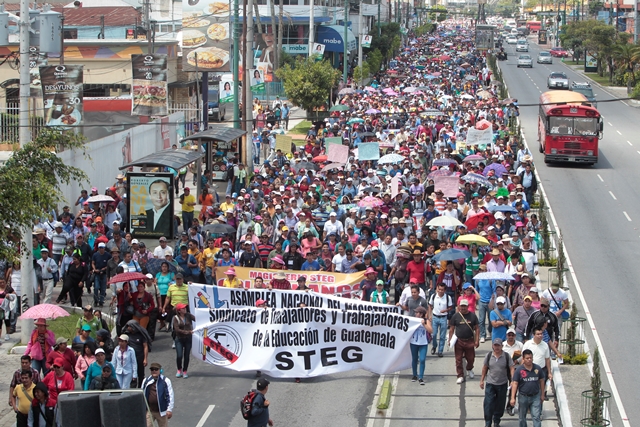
left=612, top=43, right=640, bottom=86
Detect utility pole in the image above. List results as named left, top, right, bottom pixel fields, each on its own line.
left=343, top=0, right=348, bottom=84
left=19, top=0, right=35, bottom=345
left=144, top=0, right=152, bottom=53
left=377, top=0, right=381, bottom=35
left=635, top=0, right=638, bottom=43
left=357, top=1, right=363, bottom=84
left=309, top=0, right=315, bottom=56
left=232, top=0, right=240, bottom=129
left=246, top=0, right=254, bottom=133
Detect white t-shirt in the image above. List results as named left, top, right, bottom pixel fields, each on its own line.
left=540, top=288, right=568, bottom=314
left=503, top=340, right=524, bottom=358
left=332, top=253, right=346, bottom=272
left=411, top=323, right=430, bottom=346
left=429, top=293, right=453, bottom=316
left=154, top=245, right=173, bottom=258
left=522, top=339, right=550, bottom=368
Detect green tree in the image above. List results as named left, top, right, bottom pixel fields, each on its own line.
left=0, top=129, right=87, bottom=261
left=612, top=42, right=640, bottom=86
left=366, top=49, right=383, bottom=75
left=276, top=57, right=340, bottom=113
left=368, top=23, right=402, bottom=65
left=353, top=63, right=370, bottom=86
left=590, top=347, right=605, bottom=425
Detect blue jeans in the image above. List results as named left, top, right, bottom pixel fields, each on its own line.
left=518, top=392, right=542, bottom=427
left=93, top=273, right=107, bottom=305
left=117, top=372, right=133, bottom=389
left=516, top=332, right=526, bottom=343
left=205, top=267, right=214, bottom=285
left=31, top=358, right=48, bottom=377
left=432, top=315, right=448, bottom=353
left=175, top=336, right=193, bottom=372
left=410, top=343, right=427, bottom=379
left=478, top=301, right=491, bottom=339
left=182, top=211, right=194, bottom=232
left=483, top=382, right=508, bottom=425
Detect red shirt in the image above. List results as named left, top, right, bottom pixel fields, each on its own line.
left=406, top=260, right=426, bottom=284
left=270, top=278, right=291, bottom=290
left=42, top=370, right=75, bottom=405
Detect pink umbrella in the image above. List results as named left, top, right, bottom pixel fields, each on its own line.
left=21, top=304, right=70, bottom=320
left=382, top=88, right=396, bottom=93
left=428, top=169, right=454, bottom=179
left=387, top=91, right=398, bottom=96
left=365, top=86, right=378, bottom=92
left=358, top=196, right=384, bottom=208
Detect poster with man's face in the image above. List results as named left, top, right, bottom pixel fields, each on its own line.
left=128, top=173, right=174, bottom=238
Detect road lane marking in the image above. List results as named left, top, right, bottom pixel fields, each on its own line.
left=617, top=130, right=622, bottom=135
left=609, top=191, right=617, bottom=200
left=608, top=122, right=613, bottom=126
left=597, top=174, right=604, bottom=182
left=628, top=141, right=632, bottom=146
left=624, top=211, right=632, bottom=222
left=196, top=405, right=215, bottom=427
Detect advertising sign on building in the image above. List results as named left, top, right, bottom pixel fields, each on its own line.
left=182, top=0, right=231, bottom=72
left=40, top=64, right=83, bottom=127
left=131, top=54, right=168, bottom=116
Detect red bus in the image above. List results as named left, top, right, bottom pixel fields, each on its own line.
left=526, top=21, right=541, bottom=32
left=538, top=90, right=603, bottom=165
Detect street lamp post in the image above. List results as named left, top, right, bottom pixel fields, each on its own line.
left=343, top=0, right=348, bottom=84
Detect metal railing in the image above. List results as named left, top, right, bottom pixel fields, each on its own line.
left=0, top=104, right=45, bottom=143
left=169, top=102, right=201, bottom=125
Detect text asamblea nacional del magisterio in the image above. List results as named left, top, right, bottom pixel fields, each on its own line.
left=228, top=289, right=403, bottom=314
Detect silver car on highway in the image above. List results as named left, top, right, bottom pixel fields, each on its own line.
left=537, top=51, right=553, bottom=64
left=517, top=54, right=533, bottom=68
left=547, top=72, right=569, bottom=89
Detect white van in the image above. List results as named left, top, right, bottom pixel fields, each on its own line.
left=0, top=151, right=13, bottom=167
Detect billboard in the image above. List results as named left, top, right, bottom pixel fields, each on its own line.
left=131, top=53, right=169, bottom=116
left=182, top=1, right=231, bottom=72
left=585, top=51, right=597, bottom=73
left=128, top=172, right=175, bottom=239
left=538, top=29, right=547, bottom=45
left=475, top=25, right=494, bottom=51
left=40, top=64, right=83, bottom=127
left=219, top=75, right=234, bottom=103
left=361, top=35, right=372, bottom=48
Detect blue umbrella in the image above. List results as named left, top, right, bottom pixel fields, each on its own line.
left=146, top=257, right=179, bottom=277
left=488, top=204, right=518, bottom=214
left=433, top=248, right=471, bottom=262
left=433, top=158, right=458, bottom=167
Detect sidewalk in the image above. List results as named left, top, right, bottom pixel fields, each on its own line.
left=367, top=266, right=561, bottom=427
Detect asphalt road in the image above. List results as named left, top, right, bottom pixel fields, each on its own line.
left=146, top=329, right=377, bottom=427
left=501, top=38, right=640, bottom=426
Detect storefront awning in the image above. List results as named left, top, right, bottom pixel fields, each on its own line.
left=315, top=25, right=357, bottom=53
left=119, top=148, right=204, bottom=170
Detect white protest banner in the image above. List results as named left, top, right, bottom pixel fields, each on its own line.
left=391, top=175, right=400, bottom=199
left=465, top=127, right=493, bottom=146
left=188, top=286, right=420, bottom=378
left=434, top=175, right=460, bottom=198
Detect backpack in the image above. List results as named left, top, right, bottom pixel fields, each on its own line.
left=240, top=390, right=258, bottom=420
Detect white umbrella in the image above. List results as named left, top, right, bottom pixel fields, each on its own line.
left=426, top=216, right=463, bottom=228
left=473, top=272, right=516, bottom=281
left=86, top=195, right=115, bottom=203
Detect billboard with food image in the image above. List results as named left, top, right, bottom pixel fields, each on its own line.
left=182, top=0, right=231, bottom=72
left=131, top=54, right=168, bottom=116
left=40, top=65, right=83, bottom=127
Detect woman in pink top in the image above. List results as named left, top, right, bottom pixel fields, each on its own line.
left=24, top=318, right=56, bottom=376
left=300, top=232, right=321, bottom=257
left=529, top=286, right=541, bottom=310
left=457, top=283, right=480, bottom=313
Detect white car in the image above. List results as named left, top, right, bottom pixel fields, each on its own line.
left=516, top=42, right=529, bottom=52
left=507, top=36, right=517, bottom=44
left=517, top=55, right=533, bottom=68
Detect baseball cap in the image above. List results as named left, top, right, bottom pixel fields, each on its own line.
left=496, top=296, right=506, bottom=304
left=95, top=348, right=105, bottom=355
left=459, top=299, right=469, bottom=306
left=507, top=326, right=516, bottom=335
left=257, top=378, right=270, bottom=390
left=492, top=338, right=503, bottom=346
left=98, top=243, right=106, bottom=248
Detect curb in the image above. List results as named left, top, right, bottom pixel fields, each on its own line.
left=376, top=379, right=392, bottom=409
